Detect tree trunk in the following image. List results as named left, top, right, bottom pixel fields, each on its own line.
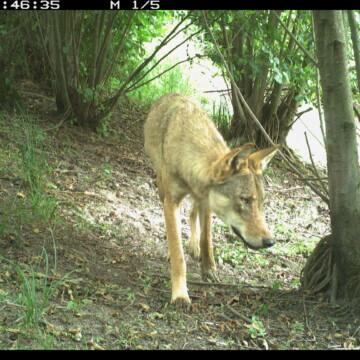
left=347, top=10, right=360, bottom=94
left=312, top=10, right=360, bottom=303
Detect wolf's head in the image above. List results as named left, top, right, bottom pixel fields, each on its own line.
left=209, top=143, right=279, bottom=250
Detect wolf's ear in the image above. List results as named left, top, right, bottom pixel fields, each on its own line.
left=248, top=145, right=279, bottom=173
left=211, top=143, right=254, bottom=183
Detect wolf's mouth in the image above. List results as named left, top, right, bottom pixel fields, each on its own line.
left=231, top=226, right=259, bottom=250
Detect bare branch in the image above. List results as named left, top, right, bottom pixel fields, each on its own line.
left=97, top=12, right=195, bottom=120
left=126, top=55, right=206, bottom=93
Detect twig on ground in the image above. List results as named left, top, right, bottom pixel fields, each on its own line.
left=225, top=304, right=253, bottom=324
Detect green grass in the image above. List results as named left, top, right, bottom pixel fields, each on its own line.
left=0, top=112, right=58, bottom=235
left=0, top=223, right=82, bottom=350
left=16, top=116, right=57, bottom=222
left=209, top=96, right=232, bottom=135
left=0, top=228, right=80, bottom=328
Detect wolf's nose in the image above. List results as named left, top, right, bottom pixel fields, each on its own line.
left=263, top=238, right=275, bottom=248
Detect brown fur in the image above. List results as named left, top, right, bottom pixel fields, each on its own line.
left=144, top=92, right=279, bottom=309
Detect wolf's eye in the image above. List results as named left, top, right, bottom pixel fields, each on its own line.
left=241, top=197, right=252, bottom=205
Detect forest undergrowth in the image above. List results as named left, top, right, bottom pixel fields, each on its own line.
left=0, top=84, right=359, bottom=350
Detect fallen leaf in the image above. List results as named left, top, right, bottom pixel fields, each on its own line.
left=148, top=312, right=164, bottom=320
left=69, top=328, right=82, bottom=342
left=139, top=302, right=150, bottom=312
left=87, top=338, right=105, bottom=350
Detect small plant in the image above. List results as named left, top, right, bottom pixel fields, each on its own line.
left=257, top=304, right=270, bottom=315
left=210, top=97, right=232, bottom=135
left=116, top=323, right=140, bottom=349
left=247, top=316, right=267, bottom=339
left=0, top=230, right=79, bottom=327
left=272, top=281, right=283, bottom=291
left=103, top=165, right=113, bottom=176
left=213, top=224, right=249, bottom=268
left=66, top=298, right=92, bottom=313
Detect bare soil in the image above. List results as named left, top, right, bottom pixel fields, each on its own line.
left=0, top=86, right=359, bottom=350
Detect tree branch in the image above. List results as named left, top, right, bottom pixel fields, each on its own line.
left=347, top=10, right=360, bottom=94
left=126, top=18, right=203, bottom=92
left=126, top=55, right=206, bottom=93
left=102, top=12, right=136, bottom=85
left=96, top=12, right=194, bottom=121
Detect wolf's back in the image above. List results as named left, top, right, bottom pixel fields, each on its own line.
left=144, top=92, right=227, bottom=173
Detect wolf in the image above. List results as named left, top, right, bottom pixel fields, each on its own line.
left=144, top=92, right=279, bottom=309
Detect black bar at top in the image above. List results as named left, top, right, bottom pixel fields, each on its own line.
left=19, top=0, right=258, bottom=10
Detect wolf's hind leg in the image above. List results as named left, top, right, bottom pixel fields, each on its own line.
left=156, top=171, right=165, bottom=204
left=189, top=203, right=200, bottom=260
left=199, top=202, right=219, bottom=283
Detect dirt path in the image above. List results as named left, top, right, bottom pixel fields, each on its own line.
left=1, top=93, right=358, bottom=350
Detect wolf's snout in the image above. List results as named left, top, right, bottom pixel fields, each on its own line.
left=262, top=238, right=275, bottom=248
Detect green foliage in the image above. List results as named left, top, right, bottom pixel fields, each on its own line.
left=207, top=10, right=316, bottom=99
left=190, top=10, right=320, bottom=144
left=247, top=316, right=266, bottom=339
left=0, top=11, right=186, bottom=128
left=79, top=11, right=172, bottom=82
left=130, top=58, right=194, bottom=106
left=1, top=9, right=358, bottom=135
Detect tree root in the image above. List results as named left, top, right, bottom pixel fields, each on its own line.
left=300, top=235, right=335, bottom=297
left=301, top=235, right=360, bottom=314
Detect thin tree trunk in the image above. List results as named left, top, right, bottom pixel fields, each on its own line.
left=313, top=10, right=360, bottom=303
left=347, top=10, right=360, bottom=94
left=49, top=12, right=72, bottom=114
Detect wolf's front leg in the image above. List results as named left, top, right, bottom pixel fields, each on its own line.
left=199, top=202, right=219, bottom=282
left=163, top=196, right=191, bottom=310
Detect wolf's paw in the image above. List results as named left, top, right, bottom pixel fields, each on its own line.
left=189, top=245, right=200, bottom=261
left=171, top=295, right=192, bottom=312
left=171, top=291, right=191, bottom=312
left=201, top=267, right=220, bottom=283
